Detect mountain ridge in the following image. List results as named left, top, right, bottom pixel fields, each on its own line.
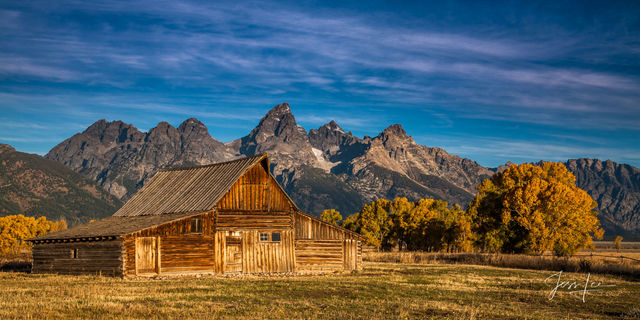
left=0, top=143, right=123, bottom=224
left=42, top=103, right=640, bottom=237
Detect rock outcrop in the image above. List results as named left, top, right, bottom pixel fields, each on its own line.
left=566, top=158, right=640, bottom=237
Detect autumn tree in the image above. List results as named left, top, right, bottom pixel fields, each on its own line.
left=342, top=199, right=392, bottom=249
left=320, top=209, right=342, bottom=225
left=613, top=235, right=623, bottom=253
left=342, top=197, right=473, bottom=252
left=468, top=162, right=603, bottom=256
left=0, top=215, right=67, bottom=255
left=398, top=199, right=472, bottom=252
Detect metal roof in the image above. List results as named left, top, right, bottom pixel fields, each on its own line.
left=30, top=211, right=204, bottom=240
left=112, top=154, right=267, bottom=217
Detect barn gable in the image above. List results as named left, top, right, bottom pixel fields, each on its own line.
left=113, top=154, right=272, bottom=217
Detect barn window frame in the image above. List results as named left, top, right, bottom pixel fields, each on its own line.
left=271, top=232, right=281, bottom=242
left=259, top=233, right=268, bottom=241
left=190, top=218, right=203, bottom=234
left=70, top=248, right=79, bottom=259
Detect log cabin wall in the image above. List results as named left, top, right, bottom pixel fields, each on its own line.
left=216, top=163, right=293, bottom=213
left=214, top=162, right=297, bottom=274
left=293, top=212, right=363, bottom=271
left=294, top=212, right=359, bottom=240
left=295, top=239, right=343, bottom=272
left=31, top=240, right=123, bottom=276
left=122, top=211, right=215, bottom=277
left=242, top=230, right=295, bottom=273
left=343, top=239, right=363, bottom=271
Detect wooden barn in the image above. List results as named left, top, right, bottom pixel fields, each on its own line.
left=28, top=154, right=364, bottom=277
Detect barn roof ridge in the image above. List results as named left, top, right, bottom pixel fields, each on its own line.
left=159, top=153, right=267, bottom=172
left=112, top=154, right=269, bottom=217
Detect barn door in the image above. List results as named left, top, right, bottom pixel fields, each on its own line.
left=225, top=235, right=243, bottom=273
left=136, top=237, right=158, bottom=275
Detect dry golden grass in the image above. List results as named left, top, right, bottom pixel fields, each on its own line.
left=593, top=241, right=640, bottom=250
left=362, top=241, right=640, bottom=280
left=363, top=251, right=640, bottom=280
left=1, top=262, right=639, bottom=319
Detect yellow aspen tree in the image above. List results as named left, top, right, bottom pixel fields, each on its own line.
left=320, top=209, right=342, bottom=225
left=468, top=162, right=603, bottom=256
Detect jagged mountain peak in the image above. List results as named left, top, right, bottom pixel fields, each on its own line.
left=233, top=103, right=316, bottom=173
left=244, top=103, right=307, bottom=143
left=569, top=158, right=619, bottom=171
left=381, top=124, right=408, bottom=138
left=264, top=102, right=293, bottom=119
left=178, top=118, right=206, bottom=130
left=74, top=119, right=144, bottom=146
left=177, top=118, right=215, bottom=139
left=153, top=121, right=175, bottom=129
left=252, top=103, right=299, bottom=136
left=85, top=119, right=132, bottom=130
left=146, top=122, right=180, bottom=142
left=84, top=119, right=139, bottom=136
left=375, top=124, right=413, bottom=147
left=85, top=119, right=108, bottom=130
left=311, top=120, right=348, bottom=136
left=320, top=120, right=346, bottom=133
left=309, top=119, right=362, bottom=159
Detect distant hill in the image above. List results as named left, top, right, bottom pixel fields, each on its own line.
left=0, top=144, right=123, bottom=224
left=43, top=103, right=640, bottom=238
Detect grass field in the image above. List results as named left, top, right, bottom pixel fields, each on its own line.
left=1, top=262, right=639, bottom=319
left=592, top=241, right=640, bottom=250
left=363, top=251, right=640, bottom=280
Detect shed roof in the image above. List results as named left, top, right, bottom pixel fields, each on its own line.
left=30, top=211, right=203, bottom=240
left=113, top=154, right=268, bottom=217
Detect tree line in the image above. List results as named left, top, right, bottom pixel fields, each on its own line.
left=0, top=215, right=67, bottom=255
left=323, top=162, right=604, bottom=256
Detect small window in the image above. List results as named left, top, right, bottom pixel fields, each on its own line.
left=70, top=248, right=78, bottom=259
left=271, top=232, right=281, bottom=242
left=259, top=233, right=268, bottom=241
left=190, top=218, right=202, bottom=233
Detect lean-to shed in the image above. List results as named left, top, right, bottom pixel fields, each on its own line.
left=28, top=154, right=364, bottom=277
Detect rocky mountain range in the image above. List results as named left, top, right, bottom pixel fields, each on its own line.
left=42, top=103, right=639, bottom=238
left=565, top=158, right=640, bottom=237
left=0, top=144, right=122, bottom=224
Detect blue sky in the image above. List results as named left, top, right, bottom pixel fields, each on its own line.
left=1, top=0, right=639, bottom=167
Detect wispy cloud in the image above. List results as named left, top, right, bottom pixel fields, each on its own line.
left=0, top=136, right=66, bottom=143
left=415, top=133, right=640, bottom=168
left=1, top=0, right=639, bottom=166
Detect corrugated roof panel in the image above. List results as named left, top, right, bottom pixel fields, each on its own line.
left=30, top=211, right=206, bottom=240
left=112, top=154, right=266, bottom=217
